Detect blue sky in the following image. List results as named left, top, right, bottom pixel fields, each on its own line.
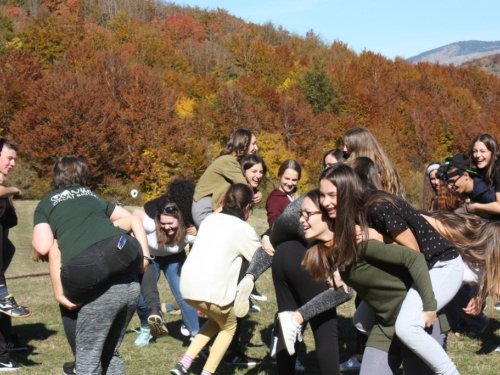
left=175, top=0, right=500, bottom=59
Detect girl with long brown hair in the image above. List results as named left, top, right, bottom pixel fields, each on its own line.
left=192, top=129, right=260, bottom=227
left=465, top=133, right=500, bottom=215
left=421, top=162, right=442, bottom=211
left=343, top=127, right=402, bottom=196
left=310, top=164, right=460, bottom=375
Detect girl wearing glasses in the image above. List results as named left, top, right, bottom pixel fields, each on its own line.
left=312, top=164, right=461, bottom=375
left=133, top=179, right=200, bottom=345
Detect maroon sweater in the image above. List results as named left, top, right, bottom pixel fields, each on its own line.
left=266, top=189, right=293, bottom=227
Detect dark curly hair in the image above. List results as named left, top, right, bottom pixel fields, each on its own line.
left=144, top=179, right=196, bottom=226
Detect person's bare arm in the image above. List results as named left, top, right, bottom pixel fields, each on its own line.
left=48, top=241, right=81, bottom=310
left=468, top=192, right=500, bottom=215
left=390, top=228, right=420, bottom=252
left=32, top=223, right=55, bottom=255
left=0, top=185, right=22, bottom=199
left=109, top=205, right=132, bottom=221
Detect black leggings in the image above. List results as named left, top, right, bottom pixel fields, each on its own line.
left=272, top=240, right=339, bottom=375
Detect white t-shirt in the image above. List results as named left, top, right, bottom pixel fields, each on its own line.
left=143, top=215, right=196, bottom=257
left=462, top=261, right=484, bottom=286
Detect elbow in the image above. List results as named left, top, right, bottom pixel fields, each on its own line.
left=32, top=240, right=51, bottom=256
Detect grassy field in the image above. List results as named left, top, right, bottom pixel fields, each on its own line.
left=5, top=201, right=500, bottom=374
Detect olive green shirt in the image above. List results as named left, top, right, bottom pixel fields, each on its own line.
left=34, top=186, right=127, bottom=266
left=340, top=240, right=437, bottom=352
left=193, top=155, right=249, bottom=210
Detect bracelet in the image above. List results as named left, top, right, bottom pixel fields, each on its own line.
left=143, top=256, right=155, bottom=264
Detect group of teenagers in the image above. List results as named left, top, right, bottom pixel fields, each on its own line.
left=27, top=127, right=500, bottom=375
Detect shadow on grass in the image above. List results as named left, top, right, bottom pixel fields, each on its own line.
left=10, top=322, right=58, bottom=366
left=473, top=317, right=500, bottom=354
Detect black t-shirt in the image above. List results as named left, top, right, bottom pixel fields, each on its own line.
left=366, top=198, right=459, bottom=268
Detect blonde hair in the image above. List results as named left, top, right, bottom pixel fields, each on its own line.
left=344, top=127, right=401, bottom=196
left=430, top=211, right=500, bottom=311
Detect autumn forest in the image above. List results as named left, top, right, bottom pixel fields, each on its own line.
left=2, top=0, right=500, bottom=203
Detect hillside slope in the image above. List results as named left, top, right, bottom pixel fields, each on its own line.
left=408, top=40, right=500, bottom=65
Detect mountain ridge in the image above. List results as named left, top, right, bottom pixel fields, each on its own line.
left=407, top=40, right=500, bottom=65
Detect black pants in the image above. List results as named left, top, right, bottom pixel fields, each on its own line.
left=0, top=232, right=15, bottom=287
left=59, top=264, right=159, bottom=360
left=272, top=240, right=339, bottom=375
left=0, top=229, right=14, bottom=363
left=60, top=234, right=143, bottom=304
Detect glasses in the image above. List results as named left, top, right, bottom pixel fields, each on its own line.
left=157, top=206, right=177, bottom=215
left=298, top=210, right=322, bottom=220
left=446, top=174, right=463, bottom=188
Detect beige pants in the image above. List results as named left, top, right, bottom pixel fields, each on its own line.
left=184, top=299, right=237, bottom=373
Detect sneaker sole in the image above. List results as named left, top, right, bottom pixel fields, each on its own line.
left=170, top=369, right=185, bottom=375
left=278, top=312, right=296, bottom=356
left=250, top=294, right=267, bottom=301
left=148, top=315, right=169, bottom=338
left=234, top=279, right=254, bottom=318
left=0, top=311, right=32, bottom=318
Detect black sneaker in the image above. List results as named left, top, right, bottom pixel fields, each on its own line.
left=6, top=340, right=27, bottom=352
left=170, top=363, right=188, bottom=375
left=0, top=296, right=31, bottom=318
left=147, top=310, right=169, bottom=338
left=224, top=351, right=257, bottom=368
left=0, top=359, right=21, bottom=371
left=62, top=361, right=76, bottom=374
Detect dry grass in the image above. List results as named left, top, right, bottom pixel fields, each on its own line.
left=5, top=201, right=500, bottom=374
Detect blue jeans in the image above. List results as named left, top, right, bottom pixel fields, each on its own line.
left=137, top=252, right=200, bottom=335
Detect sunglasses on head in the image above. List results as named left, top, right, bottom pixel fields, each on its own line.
left=157, top=206, right=177, bottom=215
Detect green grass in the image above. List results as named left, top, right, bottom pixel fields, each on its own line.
left=6, top=201, right=500, bottom=374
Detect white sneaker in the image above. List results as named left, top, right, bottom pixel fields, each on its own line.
left=295, top=358, right=305, bottom=372
left=180, top=324, right=190, bottom=337
left=234, top=277, right=254, bottom=318
left=269, top=332, right=278, bottom=360
left=251, top=292, right=268, bottom=301
left=278, top=311, right=302, bottom=356
left=249, top=303, right=260, bottom=313
left=339, top=355, right=362, bottom=371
